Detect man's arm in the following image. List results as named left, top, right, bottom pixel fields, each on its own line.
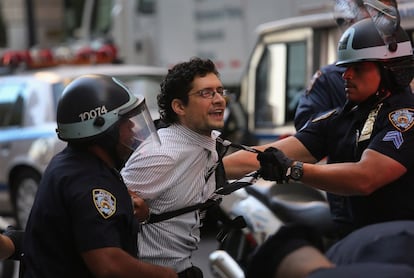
left=298, top=149, right=406, bottom=195
left=256, top=146, right=405, bottom=196
left=82, top=247, right=177, bottom=278
left=226, top=137, right=405, bottom=195
left=246, top=224, right=328, bottom=278
left=275, top=246, right=334, bottom=278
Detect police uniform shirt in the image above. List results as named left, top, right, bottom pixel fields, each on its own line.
left=294, top=64, right=347, bottom=131
left=326, top=220, right=414, bottom=266
left=309, top=221, right=414, bottom=278
left=23, top=146, right=139, bottom=278
left=295, top=90, right=414, bottom=231
left=307, top=263, right=414, bottom=278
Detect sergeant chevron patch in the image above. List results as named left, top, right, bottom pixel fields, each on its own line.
left=93, top=189, right=116, bottom=219
left=383, top=131, right=403, bottom=149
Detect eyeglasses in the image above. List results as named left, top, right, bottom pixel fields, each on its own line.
left=189, top=87, right=228, bottom=99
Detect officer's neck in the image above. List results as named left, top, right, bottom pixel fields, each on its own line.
left=359, top=90, right=391, bottom=109
left=88, top=145, right=115, bottom=169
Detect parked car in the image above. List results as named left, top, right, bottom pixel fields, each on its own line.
left=0, top=64, right=167, bottom=229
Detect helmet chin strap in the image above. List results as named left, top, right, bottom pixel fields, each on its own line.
left=377, top=63, right=395, bottom=93
left=95, top=124, right=126, bottom=170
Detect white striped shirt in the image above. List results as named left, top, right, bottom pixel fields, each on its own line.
left=121, top=124, right=218, bottom=272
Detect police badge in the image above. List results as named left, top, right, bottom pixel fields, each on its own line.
left=359, top=103, right=383, bottom=142
left=388, top=108, right=414, bottom=132
left=93, top=189, right=117, bottom=219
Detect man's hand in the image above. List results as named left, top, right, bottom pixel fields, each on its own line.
left=128, top=190, right=150, bottom=223
left=256, top=147, right=293, bottom=183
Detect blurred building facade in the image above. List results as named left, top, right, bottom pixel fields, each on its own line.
left=0, top=0, right=335, bottom=52
left=1, top=0, right=65, bottom=49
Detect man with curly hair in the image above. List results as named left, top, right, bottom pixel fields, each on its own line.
left=121, top=57, right=227, bottom=278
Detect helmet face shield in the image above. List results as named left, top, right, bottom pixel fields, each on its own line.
left=121, top=96, right=160, bottom=152
left=333, top=0, right=369, bottom=31
left=364, top=0, right=400, bottom=47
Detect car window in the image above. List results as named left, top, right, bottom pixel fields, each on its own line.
left=51, top=82, right=66, bottom=114
left=0, top=82, right=26, bottom=127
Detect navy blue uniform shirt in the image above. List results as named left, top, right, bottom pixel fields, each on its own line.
left=23, top=146, right=139, bottom=277
left=307, top=263, right=414, bottom=278
left=294, top=64, right=346, bottom=131
left=326, top=220, right=414, bottom=266
left=307, top=221, right=414, bottom=278
left=295, top=89, right=414, bottom=236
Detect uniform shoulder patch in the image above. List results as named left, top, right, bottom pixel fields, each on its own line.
left=311, top=109, right=337, bottom=123
left=93, top=189, right=117, bottom=219
left=305, top=70, right=322, bottom=95
left=388, top=108, right=414, bottom=132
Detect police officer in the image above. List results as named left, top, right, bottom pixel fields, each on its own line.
left=23, top=75, right=177, bottom=278
left=294, top=0, right=370, bottom=131
left=223, top=18, right=414, bottom=238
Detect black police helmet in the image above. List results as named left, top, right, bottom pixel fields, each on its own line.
left=56, top=74, right=141, bottom=142
left=336, top=18, right=414, bottom=89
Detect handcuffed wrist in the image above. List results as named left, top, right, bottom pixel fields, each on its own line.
left=139, top=209, right=151, bottom=224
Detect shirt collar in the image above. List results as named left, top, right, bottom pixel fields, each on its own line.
left=171, top=124, right=217, bottom=153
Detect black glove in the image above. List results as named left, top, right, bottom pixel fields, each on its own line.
left=245, top=223, right=324, bottom=278
left=257, top=147, right=293, bottom=183
left=2, top=225, right=24, bottom=260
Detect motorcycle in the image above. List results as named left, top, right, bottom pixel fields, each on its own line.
left=210, top=139, right=334, bottom=277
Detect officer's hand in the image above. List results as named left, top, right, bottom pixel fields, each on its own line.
left=2, top=225, right=24, bottom=260
left=128, top=190, right=150, bottom=223
left=245, top=223, right=324, bottom=278
left=256, top=147, right=293, bottom=183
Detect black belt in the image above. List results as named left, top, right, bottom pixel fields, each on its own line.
left=145, top=198, right=221, bottom=224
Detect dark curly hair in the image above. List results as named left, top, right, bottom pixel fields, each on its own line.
left=157, top=57, right=219, bottom=124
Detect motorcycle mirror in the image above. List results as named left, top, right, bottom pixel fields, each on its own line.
left=363, top=0, right=400, bottom=51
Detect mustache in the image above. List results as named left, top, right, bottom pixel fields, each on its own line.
left=344, top=81, right=356, bottom=88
